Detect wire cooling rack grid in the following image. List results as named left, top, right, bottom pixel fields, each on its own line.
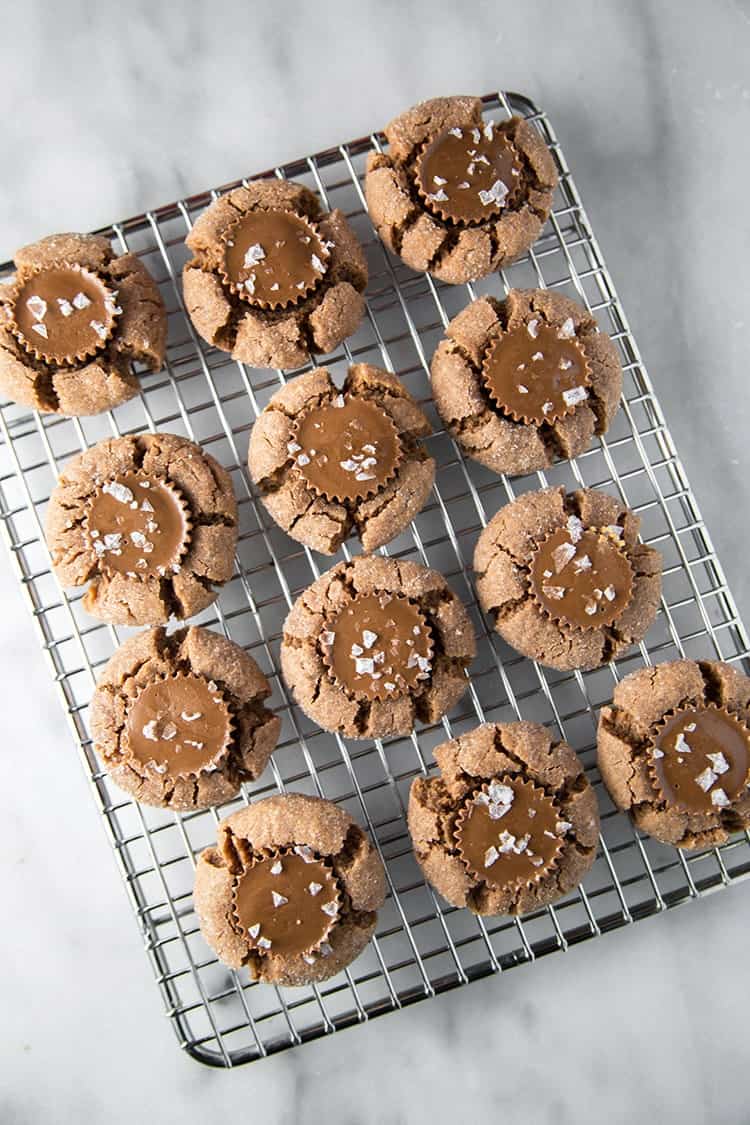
left=1, top=91, right=749, bottom=1068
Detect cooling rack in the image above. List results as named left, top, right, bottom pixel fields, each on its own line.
left=1, top=90, right=749, bottom=1068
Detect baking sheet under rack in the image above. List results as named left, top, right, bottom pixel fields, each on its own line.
left=1, top=90, right=749, bottom=1068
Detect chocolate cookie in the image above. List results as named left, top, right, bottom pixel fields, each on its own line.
left=248, top=364, right=435, bottom=554
left=90, top=626, right=280, bottom=811
left=0, top=232, right=166, bottom=415
left=194, top=794, right=386, bottom=986
left=598, top=659, right=750, bottom=849
left=474, top=487, right=662, bottom=671
left=430, top=290, right=622, bottom=475
left=45, top=432, right=238, bottom=625
left=183, top=179, right=368, bottom=370
left=281, top=555, right=476, bottom=739
left=365, top=96, right=557, bottom=284
left=408, top=721, right=599, bottom=915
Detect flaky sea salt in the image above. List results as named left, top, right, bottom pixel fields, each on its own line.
left=552, top=542, right=576, bottom=572
left=695, top=767, right=717, bottom=792
left=562, top=386, right=588, bottom=407
left=26, top=294, right=47, bottom=321
left=707, top=751, right=729, bottom=775
left=478, top=179, right=508, bottom=207
left=102, top=479, right=134, bottom=504
left=542, top=585, right=566, bottom=600
left=243, top=243, right=265, bottom=268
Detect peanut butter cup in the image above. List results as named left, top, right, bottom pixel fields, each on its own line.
left=124, top=672, right=233, bottom=780
left=408, top=721, right=600, bottom=916
left=292, top=393, right=402, bottom=503
left=365, top=96, right=558, bottom=284
left=281, top=555, right=475, bottom=740
left=474, top=487, right=662, bottom=671
left=221, top=210, right=329, bottom=309
left=232, top=849, right=340, bottom=960
left=0, top=232, right=166, bottom=416
left=481, top=317, right=592, bottom=426
left=455, top=777, right=564, bottom=891
left=598, top=659, right=750, bottom=849
left=194, top=794, right=386, bottom=986
left=529, top=524, right=634, bottom=629
left=84, top=473, right=190, bottom=580
left=323, top=592, right=433, bottom=702
left=90, top=625, right=280, bottom=812
left=10, top=263, right=119, bottom=364
left=248, top=365, right=434, bottom=554
left=416, top=120, right=520, bottom=225
left=648, top=705, right=750, bottom=816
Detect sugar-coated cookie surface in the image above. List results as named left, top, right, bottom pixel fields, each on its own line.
left=0, top=232, right=166, bottom=415
left=194, top=794, right=386, bottom=986
left=281, top=554, right=476, bottom=739
left=366, top=95, right=557, bottom=284
left=408, top=721, right=599, bottom=915
left=598, top=659, right=750, bottom=849
left=474, top=486, right=662, bottom=671
left=431, top=289, right=622, bottom=475
left=248, top=364, right=435, bottom=554
left=45, top=432, right=238, bottom=625
left=183, top=179, right=368, bottom=369
left=90, top=626, right=280, bottom=811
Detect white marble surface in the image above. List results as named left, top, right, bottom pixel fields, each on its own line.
left=2, top=1, right=750, bottom=1122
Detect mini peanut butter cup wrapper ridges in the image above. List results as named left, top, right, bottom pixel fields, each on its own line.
left=321, top=591, right=434, bottom=703
left=482, top=316, right=593, bottom=426
left=122, top=672, right=234, bottom=782
left=83, top=473, right=192, bottom=580
left=219, top=209, right=330, bottom=310
left=647, top=704, right=750, bottom=816
left=9, top=262, right=120, bottom=365
left=231, top=848, right=342, bottom=962
left=529, top=520, right=634, bottom=631
left=289, top=393, right=403, bottom=503
left=455, top=776, right=565, bottom=892
left=415, top=119, right=521, bottom=225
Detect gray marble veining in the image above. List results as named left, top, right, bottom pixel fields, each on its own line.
left=1, top=1, right=749, bottom=1122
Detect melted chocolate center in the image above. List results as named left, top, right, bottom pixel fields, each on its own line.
left=457, top=776, right=566, bottom=888
left=482, top=319, right=591, bottom=424
left=416, top=121, right=520, bottom=224
left=233, top=850, right=339, bottom=958
left=529, top=524, right=633, bottom=629
left=292, top=395, right=401, bottom=501
left=12, top=266, right=118, bottom=363
left=650, top=706, right=750, bottom=814
left=223, top=210, right=328, bottom=308
left=86, top=473, right=190, bottom=578
left=125, top=674, right=232, bottom=778
left=324, top=592, right=432, bottom=701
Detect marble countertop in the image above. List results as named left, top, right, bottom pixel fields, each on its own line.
left=2, top=2, right=749, bottom=1122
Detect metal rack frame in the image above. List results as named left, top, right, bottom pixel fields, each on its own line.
left=1, top=91, right=748, bottom=1068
